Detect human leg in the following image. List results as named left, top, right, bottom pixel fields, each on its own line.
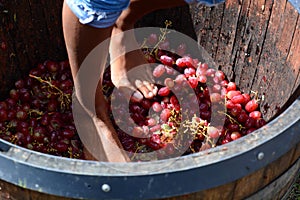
left=109, top=0, right=186, bottom=100
left=62, top=0, right=129, bottom=162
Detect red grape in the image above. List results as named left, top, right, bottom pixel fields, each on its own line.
left=55, top=142, right=69, bottom=153
left=45, top=60, right=59, bottom=72
left=176, top=57, right=195, bottom=68
left=210, top=93, right=221, bottom=103
left=206, top=69, right=216, bottom=77
left=153, top=64, right=165, bottom=78
left=231, top=94, right=245, bottom=104
left=7, top=110, right=16, bottom=121
left=174, top=74, right=186, bottom=85
left=255, top=118, right=266, bottom=128
left=227, top=90, right=241, bottom=99
left=160, top=55, right=174, bottom=66
left=158, top=87, right=170, bottom=97
left=47, top=100, right=58, bottom=112
left=207, top=126, right=220, bottom=139
left=199, top=103, right=209, bottom=112
left=150, top=124, right=161, bottom=133
left=220, top=80, right=228, bottom=87
left=9, top=89, right=19, bottom=100
left=152, top=102, right=163, bottom=112
left=147, top=118, right=157, bottom=126
left=20, top=92, right=31, bottom=102
left=141, top=99, right=152, bottom=110
left=165, top=66, right=176, bottom=75
left=227, top=123, right=240, bottom=131
left=184, top=67, right=196, bottom=77
left=231, top=132, right=241, bottom=140
left=160, top=109, right=171, bottom=122
left=183, top=57, right=195, bottom=68
left=170, top=95, right=179, bottom=106
left=245, top=99, right=259, bottom=112
left=242, top=94, right=251, bottom=104
left=62, top=129, right=75, bottom=139
left=159, top=40, right=170, bottom=50
left=200, top=110, right=211, bottom=120
left=176, top=43, right=187, bottom=55
left=0, top=101, right=8, bottom=110
left=59, top=80, right=73, bottom=91
left=16, top=110, right=27, bottom=121
left=175, top=58, right=187, bottom=68
left=196, top=67, right=207, bottom=76
left=198, top=75, right=207, bottom=83
left=215, top=70, right=225, bottom=81
left=227, top=82, right=237, bottom=91
left=246, top=128, right=257, bottom=134
left=164, top=78, right=174, bottom=88
left=59, top=60, right=70, bottom=71
left=237, top=112, right=248, bottom=123
left=0, top=109, right=8, bottom=122
left=225, top=100, right=235, bottom=109
left=188, top=76, right=198, bottom=88
left=132, top=126, right=144, bottom=138
left=147, top=33, right=158, bottom=45
left=15, top=79, right=25, bottom=89
left=199, top=63, right=209, bottom=70
left=230, top=106, right=242, bottom=117
left=249, top=111, right=262, bottom=119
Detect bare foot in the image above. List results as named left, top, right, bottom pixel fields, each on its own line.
left=73, top=91, right=130, bottom=162
left=109, top=26, right=158, bottom=101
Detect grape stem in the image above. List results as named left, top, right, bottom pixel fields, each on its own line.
left=151, top=20, right=172, bottom=56
left=217, top=111, right=244, bottom=130
left=29, top=74, right=71, bottom=110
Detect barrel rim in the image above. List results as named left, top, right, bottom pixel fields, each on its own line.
left=0, top=97, right=299, bottom=176
left=0, top=97, right=299, bottom=199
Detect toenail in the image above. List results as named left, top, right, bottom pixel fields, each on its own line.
left=135, top=80, right=142, bottom=87
left=133, top=92, right=143, bottom=100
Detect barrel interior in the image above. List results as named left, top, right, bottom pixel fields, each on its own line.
left=0, top=0, right=299, bottom=200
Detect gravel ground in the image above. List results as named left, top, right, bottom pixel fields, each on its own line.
left=285, top=172, right=300, bottom=200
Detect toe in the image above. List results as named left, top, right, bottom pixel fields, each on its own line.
left=143, top=81, right=158, bottom=96
left=135, top=80, right=153, bottom=99
left=117, top=81, right=143, bottom=102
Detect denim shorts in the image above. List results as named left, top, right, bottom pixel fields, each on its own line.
left=66, top=0, right=225, bottom=28
left=186, top=0, right=225, bottom=6
left=66, top=0, right=130, bottom=28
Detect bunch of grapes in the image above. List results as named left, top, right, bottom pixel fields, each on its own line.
left=0, top=25, right=267, bottom=161
left=103, top=32, right=267, bottom=161
left=0, top=60, right=83, bottom=159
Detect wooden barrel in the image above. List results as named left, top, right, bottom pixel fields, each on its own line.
left=0, top=0, right=299, bottom=199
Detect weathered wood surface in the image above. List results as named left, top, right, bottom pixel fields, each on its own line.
left=161, top=146, right=300, bottom=200
left=0, top=180, right=74, bottom=200
left=138, top=0, right=300, bottom=121
left=0, top=0, right=66, bottom=98
left=0, top=144, right=298, bottom=200
left=0, top=1, right=299, bottom=120
left=189, top=0, right=300, bottom=120
left=0, top=0, right=299, bottom=200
